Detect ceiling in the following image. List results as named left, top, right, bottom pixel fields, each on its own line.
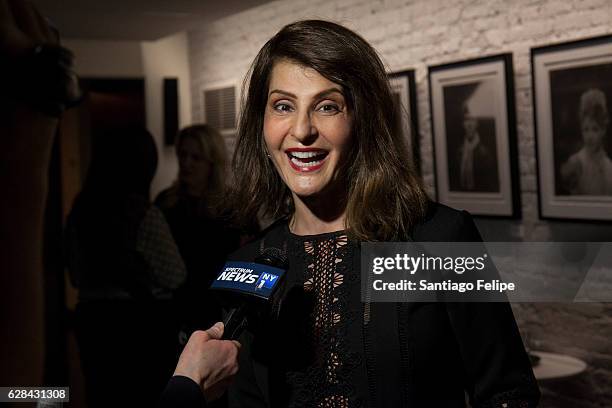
left=31, top=0, right=276, bottom=41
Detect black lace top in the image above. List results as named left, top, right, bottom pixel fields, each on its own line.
left=283, top=229, right=365, bottom=408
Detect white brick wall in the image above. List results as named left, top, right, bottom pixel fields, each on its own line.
left=187, top=1, right=612, bottom=405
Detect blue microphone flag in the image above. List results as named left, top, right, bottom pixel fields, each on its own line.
left=211, top=261, right=285, bottom=300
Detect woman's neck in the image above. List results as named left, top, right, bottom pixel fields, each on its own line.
left=584, top=145, right=604, bottom=158
left=290, top=192, right=347, bottom=236
left=180, top=182, right=204, bottom=198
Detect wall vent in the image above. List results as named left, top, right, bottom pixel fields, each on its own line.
left=202, top=86, right=237, bottom=132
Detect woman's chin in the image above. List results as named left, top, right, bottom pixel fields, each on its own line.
left=291, top=187, right=323, bottom=199
left=289, top=183, right=344, bottom=203
left=283, top=169, right=346, bottom=203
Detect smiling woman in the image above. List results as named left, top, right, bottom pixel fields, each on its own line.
left=224, top=20, right=540, bottom=408
left=231, top=21, right=428, bottom=240
left=263, top=60, right=354, bottom=232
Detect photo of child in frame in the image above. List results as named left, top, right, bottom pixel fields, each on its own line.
left=551, top=63, right=612, bottom=196
left=559, top=88, right=612, bottom=195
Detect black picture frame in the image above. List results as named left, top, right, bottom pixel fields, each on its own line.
left=388, top=70, right=421, bottom=174
left=428, top=53, right=520, bottom=218
left=532, top=34, right=612, bottom=222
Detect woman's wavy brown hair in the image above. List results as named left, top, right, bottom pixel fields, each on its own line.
left=230, top=20, right=428, bottom=241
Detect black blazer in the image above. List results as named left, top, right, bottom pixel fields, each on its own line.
left=161, top=203, right=540, bottom=408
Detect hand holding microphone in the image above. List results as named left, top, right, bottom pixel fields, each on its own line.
left=172, top=322, right=241, bottom=402
left=161, top=248, right=288, bottom=406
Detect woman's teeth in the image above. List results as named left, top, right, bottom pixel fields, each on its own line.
left=288, top=151, right=328, bottom=167
left=290, top=157, right=322, bottom=167
left=290, top=151, right=324, bottom=159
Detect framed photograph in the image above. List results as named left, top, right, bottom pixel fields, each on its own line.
left=428, top=54, right=520, bottom=217
left=388, top=70, right=420, bottom=174
left=532, top=35, right=612, bottom=221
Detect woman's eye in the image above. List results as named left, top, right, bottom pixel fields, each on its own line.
left=273, top=103, right=293, bottom=113
left=317, top=103, right=340, bottom=113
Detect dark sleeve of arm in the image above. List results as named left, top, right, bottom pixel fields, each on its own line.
left=158, top=376, right=206, bottom=408
left=228, top=330, right=269, bottom=408
left=445, top=211, right=540, bottom=408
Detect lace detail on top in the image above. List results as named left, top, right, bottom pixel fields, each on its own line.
left=286, top=232, right=362, bottom=408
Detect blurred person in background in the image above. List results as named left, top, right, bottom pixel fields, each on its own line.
left=155, top=125, right=247, bottom=337
left=65, top=126, right=186, bottom=407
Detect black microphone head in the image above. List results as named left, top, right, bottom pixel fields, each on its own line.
left=256, top=247, right=288, bottom=269
left=211, top=247, right=289, bottom=340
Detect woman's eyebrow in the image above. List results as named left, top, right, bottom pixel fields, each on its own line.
left=314, top=88, right=344, bottom=99
left=268, top=89, right=296, bottom=98
left=268, top=88, right=344, bottom=99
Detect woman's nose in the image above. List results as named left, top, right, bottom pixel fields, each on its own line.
left=180, top=156, right=193, bottom=169
left=291, top=110, right=317, bottom=144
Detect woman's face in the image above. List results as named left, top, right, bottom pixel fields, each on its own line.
left=581, top=116, right=606, bottom=153
left=263, top=59, right=353, bottom=199
left=177, top=137, right=210, bottom=194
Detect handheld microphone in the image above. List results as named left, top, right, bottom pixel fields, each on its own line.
left=210, top=248, right=288, bottom=340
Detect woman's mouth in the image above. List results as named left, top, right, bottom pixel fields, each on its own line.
left=286, top=149, right=328, bottom=172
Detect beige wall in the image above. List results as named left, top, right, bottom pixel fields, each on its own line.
left=142, top=31, right=193, bottom=198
